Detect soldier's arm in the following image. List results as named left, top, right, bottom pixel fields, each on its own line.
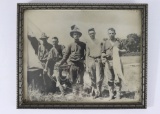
left=83, top=43, right=86, bottom=60
left=85, top=44, right=90, bottom=71
left=101, top=41, right=109, bottom=64
left=118, top=40, right=127, bottom=53
left=101, top=41, right=107, bottom=55
left=43, top=49, right=51, bottom=61
left=58, top=45, right=65, bottom=61
left=38, top=46, right=41, bottom=60
left=59, top=44, right=71, bottom=65
left=43, top=43, right=53, bottom=61
left=44, top=49, right=54, bottom=72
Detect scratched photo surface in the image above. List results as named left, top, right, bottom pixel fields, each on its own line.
left=23, top=10, right=142, bottom=103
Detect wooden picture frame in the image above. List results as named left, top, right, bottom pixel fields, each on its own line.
left=17, top=3, right=148, bottom=109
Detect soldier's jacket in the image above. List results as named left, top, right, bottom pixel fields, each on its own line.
left=60, top=41, right=86, bottom=65
left=38, top=43, right=53, bottom=63
left=47, top=45, right=64, bottom=62
left=102, top=38, right=126, bottom=84
left=102, top=38, right=122, bottom=60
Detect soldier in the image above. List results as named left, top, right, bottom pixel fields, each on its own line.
left=58, top=25, right=86, bottom=97
left=38, top=33, right=53, bottom=71
left=38, top=33, right=53, bottom=92
left=101, top=28, right=126, bottom=100
left=45, top=37, right=66, bottom=96
left=86, top=28, right=104, bottom=98
left=45, top=37, right=64, bottom=76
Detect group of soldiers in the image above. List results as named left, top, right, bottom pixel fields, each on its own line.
left=37, top=25, right=126, bottom=100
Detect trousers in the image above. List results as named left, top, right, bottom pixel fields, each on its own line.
left=88, top=57, right=104, bottom=91
left=69, top=61, right=85, bottom=85
left=104, top=60, right=122, bottom=90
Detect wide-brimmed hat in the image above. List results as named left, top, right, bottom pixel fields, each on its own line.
left=70, top=25, right=82, bottom=38
left=39, top=33, right=49, bottom=40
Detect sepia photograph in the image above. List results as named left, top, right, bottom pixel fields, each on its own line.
left=17, top=4, right=147, bottom=108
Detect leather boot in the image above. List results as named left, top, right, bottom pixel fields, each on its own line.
left=108, top=86, right=114, bottom=100
left=94, top=86, right=101, bottom=99
left=115, top=86, right=121, bottom=99
left=59, top=85, right=65, bottom=96
left=79, top=85, right=83, bottom=97
left=90, top=87, right=94, bottom=97
left=72, top=85, right=77, bottom=96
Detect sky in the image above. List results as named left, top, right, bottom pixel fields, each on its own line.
left=24, top=9, right=142, bottom=46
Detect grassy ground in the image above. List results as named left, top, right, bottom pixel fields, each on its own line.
left=27, top=56, right=142, bottom=103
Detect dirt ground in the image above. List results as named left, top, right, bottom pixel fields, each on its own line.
left=27, top=56, right=142, bottom=103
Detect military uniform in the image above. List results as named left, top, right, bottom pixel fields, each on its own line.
left=38, top=43, right=53, bottom=72
left=47, top=44, right=67, bottom=95
left=102, top=38, right=123, bottom=99
left=59, top=41, right=86, bottom=96
left=86, top=39, right=104, bottom=97
left=47, top=45, right=64, bottom=76
left=37, top=33, right=53, bottom=93
left=60, top=41, right=86, bottom=85
left=59, top=25, right=86, bottom=96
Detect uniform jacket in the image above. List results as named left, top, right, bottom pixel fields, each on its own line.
left=38, top=43, right=53, bottom=63
left=60, top=41, right=86, bottom=65
left=47, top=45, right=64, bottom=62
left=102, top=38, right=122, bottom=59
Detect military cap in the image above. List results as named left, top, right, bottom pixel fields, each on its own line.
left=70, top=25, right=82, bottom=38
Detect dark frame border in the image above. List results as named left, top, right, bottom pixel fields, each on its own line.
left=17, top=3, right=148, bottom=109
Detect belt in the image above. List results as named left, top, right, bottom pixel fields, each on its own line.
left=106, top=56, right=113, bottom=60
left=88, top=55, right=101, bottom=59
left=69, top=60, right=84, bottom=66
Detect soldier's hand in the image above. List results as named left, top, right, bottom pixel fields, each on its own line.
left=55, top=62, right=60, bottom=67
left=43, top=69, right=47, bottom=74
left=101, top=53, right=107, bottom=64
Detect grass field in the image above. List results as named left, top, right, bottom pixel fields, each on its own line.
left=27, top=56, right=142, bottom=103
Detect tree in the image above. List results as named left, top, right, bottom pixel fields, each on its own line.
left=125, top=33, right=140, bottom=52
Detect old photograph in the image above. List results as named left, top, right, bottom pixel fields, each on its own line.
left=17, top=4, right=147, bottom=108
left=23, top=9, right=142, bottom=103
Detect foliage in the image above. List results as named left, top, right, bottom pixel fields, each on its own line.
left=121, top=33, right=141, bottom=53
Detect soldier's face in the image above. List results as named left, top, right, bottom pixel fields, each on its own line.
left=72, top=32, right=80, bottom=40
left=52, top=39, right=58, bottom=46
left=108, top=30, right=116, bottom=39
left=88, top=30, right=96, bottom=39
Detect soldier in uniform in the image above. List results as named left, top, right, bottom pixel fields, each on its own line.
left=58, top=25, right=86, bottom=97
left=101, top=28, right=126, bottom=100
left=45, top=37, right=67, bottom=96
left=45, top=37, right=64, bottom=76
left=38, top=33, right=53, bottom=92
left=86, top=28, right=104, bottom=98
left=38, top=33, right=53, bottom=71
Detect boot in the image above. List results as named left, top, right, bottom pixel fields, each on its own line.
left=115, top=91, right=121, bottom=99
left=108, top=86, right=114, bottom=100
left=94, top=86, right=101, bottom=99
left=72, top=85, right=78, bottom=96
left=115, top=86, right=121, bottom=99
left=90, top=86, right=95, bottom=97
left=79, top=85, right=83, bottom=97
left=59, top=85, right=65, bottom=96
left=93, top=89, right=99, bottom=99
left=97, top=85, right=102, bottom=97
